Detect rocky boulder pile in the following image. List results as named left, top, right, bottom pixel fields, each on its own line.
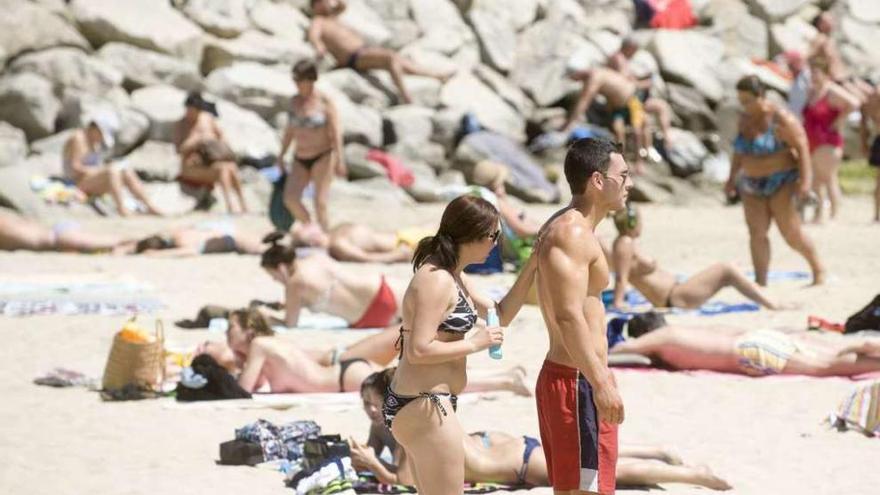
left=2, top=0, right=879, bottom=217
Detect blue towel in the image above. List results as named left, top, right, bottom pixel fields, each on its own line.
left=603, top=289, right=760, bottom=317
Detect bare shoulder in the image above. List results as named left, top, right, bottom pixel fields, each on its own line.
left=411, top=265, right=455, bottom=295
left=541, top=213, right=602, bottom=263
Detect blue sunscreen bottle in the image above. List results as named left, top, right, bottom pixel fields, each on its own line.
left=487, top=308, right=502, bottom=359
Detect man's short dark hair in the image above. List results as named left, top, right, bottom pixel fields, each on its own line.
left=627, top=311, right=667, bottom=339
left=564, top=138, right=620, bottom=195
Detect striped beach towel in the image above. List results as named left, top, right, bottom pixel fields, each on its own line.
left=829, top=380, right=880, bottom=437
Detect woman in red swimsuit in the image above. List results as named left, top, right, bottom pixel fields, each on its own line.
left=803, top=56, right=860, bottom=223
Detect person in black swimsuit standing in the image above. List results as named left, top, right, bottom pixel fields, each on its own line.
left=280, top=59, right=346, bottom=232
left=382, top=195, right=538, bottom=495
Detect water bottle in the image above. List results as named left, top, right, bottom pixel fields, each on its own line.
left=487, top=308, right=502, bottom=360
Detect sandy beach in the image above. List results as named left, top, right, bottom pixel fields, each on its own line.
left=1, top=191, right=879, bottom=495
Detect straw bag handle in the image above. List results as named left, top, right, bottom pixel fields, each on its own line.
left=155, top=319, right=166, bottom=387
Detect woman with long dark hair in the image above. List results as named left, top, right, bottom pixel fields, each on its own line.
left=383, top=195, right=538, bottom=495
left=725, top=75, right=825, bottom=286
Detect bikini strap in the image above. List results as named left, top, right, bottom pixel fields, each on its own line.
left=395, top=326, right=409, bottom=359
left=419, top=392, right=449, bottom=419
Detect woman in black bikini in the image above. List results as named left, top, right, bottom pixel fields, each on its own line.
left=280, top=59, right=346, bottom=231
left=382, top=195, right=538, bottom=495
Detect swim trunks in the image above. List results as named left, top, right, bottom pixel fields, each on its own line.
left=351, top=276, right=398, bottom=329
left=536, top=360, right=618, bottom=493
left=734, top=329, right=797, bottom=376
left=610, top=95, right=645, bottom=129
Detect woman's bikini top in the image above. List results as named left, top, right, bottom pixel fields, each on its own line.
left=288, top=99, right=327, bottom=129
left=733, top=113, right=786, bottom=156
left=438, top=283, right=478, bottom=334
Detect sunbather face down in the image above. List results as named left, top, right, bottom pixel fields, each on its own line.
left=291, top=222, right=427, bottom=264
left=117, top=223, right=264, bottom=257
left=610, top=203, right=780, bottom=310
left=0, top=209, right=123, bottom=253
left=611, top=313, right=880, bottom=377
left=260, top=232, right=405, bottom=328
left=351, top=370, right=731, bottom=491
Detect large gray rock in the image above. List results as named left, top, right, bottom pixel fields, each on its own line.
left=214, top=99, right=280, bottom=159
left=440, top=73, right=524, bottom=140
left=650, top=30, right=725, bottom=102
left=98, top=42, right=202, bottom=91
left=19, top=152, right=64, bottom=178
left=384, top=20, right=422, bottom=50
left=182, top=0, right=251, bottom=38
left=364, top=0, right=410, bottom=20
left=0, top=73, right=61, bottom=141
left=0, top=0, right=89, bottom=65
left=474, top=0, right=539, bottom=31
left=0, top=165, right=49, bottom=219
left=715, top=57, right=791, bottom=95
left=770, top=16, right=817, bottom=56
left=388, top=139, right=448, bottom=172
left=315, top=83, right=383, bottom=146
left=510, top=17, right=600, bottom=106
left=841, top=16, right=880, bottom=66
left=411, top=0, right=471, bottom=35
left=848, top=0, right=880, bottom=23
left=664, top=128, right=708, bottom=178
left=473, top=64, right=533, bottom=116
left=745, top=0, right=812, bottom=22
left=130, top=84, right=187, bottom=141
left=124, top=141, right=180, bottom=181
left=205, top=62, right=295, bottom=119
left=708, top=1, right=768, bottom=59
left=202, top=30, right=314, bottom=73
left=320, top=69, right=392, bottom=109
left=407, top=27, right=467, bottom=56
left=337, top=0, right=392, bottom=46
left=249, top=0, right=309, bottom=39
left=666, top=83, right=716, bottom=132
left=56, top=92, right=150, bottom=155
left=8, top=47, right=123, bottom=97
left=0, top=123, right=27, bottom=169
left=30, top=129, right=76, bottom=156
left=72, top=0, right=204, bottom=62
left=467, top=4, right=517, bottom=73
left=383, top=105, right=435, bottom=145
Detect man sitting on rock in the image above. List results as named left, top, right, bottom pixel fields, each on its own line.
left=611, top=312, right=880, bottom=378
left=607, top=36, right=674, bottom=156
left=174, top=92, right=248, bottom=214
left=308, top=0, right=452, bottom=104
left=561, top=65, right=649, bottom=172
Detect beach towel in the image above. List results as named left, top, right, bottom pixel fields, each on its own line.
left=163, top=391, right=488, bottom=411
left=288, top=456, right=357, bottom=495
left=0, top=279, right=162, bottom=316
left=456, top=131, right=559, bottom=203
left=29, top=175, right=86, bottom=204
left=603, top=289, right=760, bottom=317
left=366, top=150, right=414, bottom=188
left=829, top=380, right=880, bottom=437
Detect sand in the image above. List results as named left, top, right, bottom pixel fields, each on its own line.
left=1, top=192, right=879, bottom=495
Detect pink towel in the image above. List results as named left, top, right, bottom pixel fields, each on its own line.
left=366, top=149, right=415, bottom=188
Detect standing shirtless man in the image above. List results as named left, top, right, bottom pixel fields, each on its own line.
left=308, top=0, right=451, bottom=104
left=534, top=138, right=631, bottom=494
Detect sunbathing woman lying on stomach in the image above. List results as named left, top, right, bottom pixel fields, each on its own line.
left=261, top=232, right=408, bottom=328
left=611, top=203, right=783, bottom=310
left=199, top=307, right=530, bottom=395
left=351, top=369, right=731, bottom=491
left=118, top=221, right=264, bottom=256
left=611, top=312, right=880, bottom=377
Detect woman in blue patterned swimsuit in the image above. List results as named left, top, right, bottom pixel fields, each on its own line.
left=725, top=75, right=825, bottom=286
left=382, top=195, right=538, bottom=495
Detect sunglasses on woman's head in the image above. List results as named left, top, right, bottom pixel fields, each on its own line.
left=488, top=229, right=502, bottom=242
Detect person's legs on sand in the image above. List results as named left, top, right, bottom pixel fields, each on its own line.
left=669, top=262, right=778, bottom=309
left=768, top=181, right=825, bottom=285
left=741, top=193, right=772, bottom=286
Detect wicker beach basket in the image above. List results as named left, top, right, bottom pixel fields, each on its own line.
left=101, top=319, right=165, bottom=391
